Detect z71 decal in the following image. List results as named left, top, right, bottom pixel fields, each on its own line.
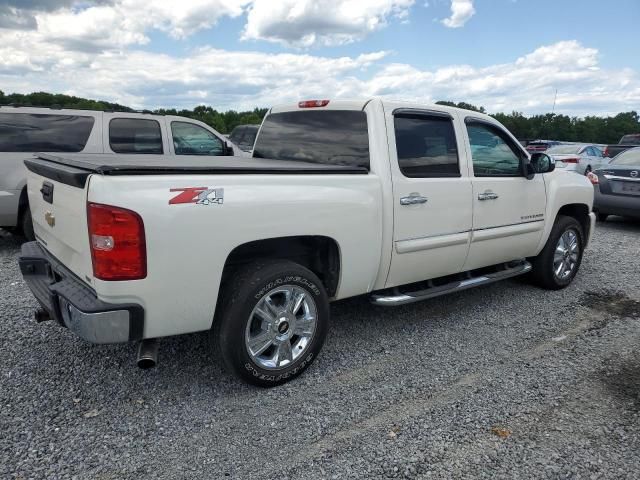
left=169, top=187, right=224, bottom=206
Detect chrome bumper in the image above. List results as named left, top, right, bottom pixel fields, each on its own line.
left=18, top=242, right=144, bottom=344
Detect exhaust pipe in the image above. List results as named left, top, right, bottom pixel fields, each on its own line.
left=137, top=339, right=159, bottom=369
left=34, top=308, right=51, bottom=323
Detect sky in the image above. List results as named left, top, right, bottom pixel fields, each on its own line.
left=0, top=0, right=638, bottom=116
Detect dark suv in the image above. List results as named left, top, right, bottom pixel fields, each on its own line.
left=229, top=124, right=260, bottom=153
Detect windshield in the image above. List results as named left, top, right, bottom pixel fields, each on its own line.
left=253, top=110, right=369, bottom=169
left=611, top=148, right=640, bottom=166
left=547, top=145, right=581, bottom=154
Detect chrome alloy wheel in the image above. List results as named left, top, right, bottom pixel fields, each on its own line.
left=245, top=285, right=317, bottom=370
left=553, top=229, right=579, bottom=280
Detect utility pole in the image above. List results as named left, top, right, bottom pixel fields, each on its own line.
left=551, top=88, right=558, bottom=114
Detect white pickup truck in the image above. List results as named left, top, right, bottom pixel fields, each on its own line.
left=19, top=99, right=595, bottom=387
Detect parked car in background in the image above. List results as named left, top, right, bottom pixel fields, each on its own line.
left=525, top=140, right=561, bottom=153
left=546, top=144, right=607, bottom=175
left=18, top=98, right=595, bottom=387
left=0, top=106, right=244, bottom=240
left=588, top=147, right=640, bottom=221
left=602, top=134, right=640, bottom=158
left=229, top=124, right=260, bottom=153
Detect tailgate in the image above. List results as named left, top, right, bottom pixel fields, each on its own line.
left=26, top=163, right=93, bottom=281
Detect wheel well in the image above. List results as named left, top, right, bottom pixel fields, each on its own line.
left=557, top=204, right=590, bottom=239
left=221, top=236, right=341, bottom=297
left=18, top=186, right=29, bottom=216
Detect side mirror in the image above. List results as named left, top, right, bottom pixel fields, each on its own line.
left=223, top=141, right=234, bottom=156
left=524, top=162, right=536, bottom=180
left=530, top=152, right=555, bottom=174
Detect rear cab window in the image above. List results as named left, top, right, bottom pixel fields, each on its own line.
left=394, top=112, right=460, bottom=177
left=109, top=118, right=163, bottom=154
left=0, top=113, right=94, bottom=152
left=252, top=110, right=369, bottom=169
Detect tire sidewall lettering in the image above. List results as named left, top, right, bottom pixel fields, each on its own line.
left=254, top=275, right=320, bottom=300
left=243, top=353, right=314, bottom=383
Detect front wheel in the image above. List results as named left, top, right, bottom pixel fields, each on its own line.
left=213, top=260, right=329, bottom=387
left=530, top=216, right=584, bottom=290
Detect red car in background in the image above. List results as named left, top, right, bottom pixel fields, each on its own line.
left=525, top=140, right=562, bottom=153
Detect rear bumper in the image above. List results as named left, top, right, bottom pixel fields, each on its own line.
left=18, top=241, right=144, bottom=344
left=594, top=188, right=640, bottom=218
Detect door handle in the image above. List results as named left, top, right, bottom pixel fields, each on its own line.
left=400, top=194, right=428, bottom=205
left=478, top=191, right=499, bottom=201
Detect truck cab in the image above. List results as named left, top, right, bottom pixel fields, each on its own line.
left=18, top=98, right=595, bottom=387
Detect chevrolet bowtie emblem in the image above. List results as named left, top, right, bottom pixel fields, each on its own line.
left=45, top=211, right=55, bottom=227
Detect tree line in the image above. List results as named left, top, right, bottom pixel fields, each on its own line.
left=1, top=91, right=637, bottom=143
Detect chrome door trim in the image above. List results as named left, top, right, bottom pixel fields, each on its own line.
left=395, top=231, right=470, bottom=254
left=471, top=220, right=544, bottom=243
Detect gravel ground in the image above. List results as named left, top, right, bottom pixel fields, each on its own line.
left=1, top=218, right=640, bottom=480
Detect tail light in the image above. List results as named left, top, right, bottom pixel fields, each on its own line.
left=87, top=202, right=146, bottom=281
left=563, top=157, right=579, bottom=164
left=298, top=99, right=330, bottom=108
left=587, top=172, right=599, bottom=185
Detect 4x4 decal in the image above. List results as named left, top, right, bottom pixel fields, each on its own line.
left=169, top=187, right=224, bottom=205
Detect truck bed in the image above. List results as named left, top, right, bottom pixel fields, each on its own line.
left=25, top=153, right=368, bottom=187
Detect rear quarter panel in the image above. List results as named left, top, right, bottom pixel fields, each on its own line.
left=87, top=173, right=383, bottom=339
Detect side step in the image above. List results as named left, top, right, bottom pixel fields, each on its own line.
left=370, top=260, right=532, bottom=306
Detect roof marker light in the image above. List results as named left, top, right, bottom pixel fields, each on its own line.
left=298, top=100, right=330, bottom=108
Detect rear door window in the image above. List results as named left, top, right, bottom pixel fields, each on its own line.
left=394, top=113, right=459, bottom=177
left=0, top=113, right=94, bottom=152
left=109, top=118, right=163, bottom=154
left=253, top=110, right=369, bottom=169
left=171, top=121, right=224, bottom=155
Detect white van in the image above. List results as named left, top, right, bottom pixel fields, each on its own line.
left=0, top=106, right=244, bottom=239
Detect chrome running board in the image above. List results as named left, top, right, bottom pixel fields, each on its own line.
left=370, top=260, right=532, bottom=306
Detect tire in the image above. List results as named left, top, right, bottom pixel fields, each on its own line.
left=212, top=260, right=329, bottom=387
left=20, top=208, right=35, bottom=241
left=530, top=215, right=584, bottom=290
left=597, top=213, right=608, bottom=222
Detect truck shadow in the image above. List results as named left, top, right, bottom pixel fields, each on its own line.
left=598, top=216, right=640, bottom=232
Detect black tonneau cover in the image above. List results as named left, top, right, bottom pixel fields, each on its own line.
left=25, top=153, right=368, bottom=188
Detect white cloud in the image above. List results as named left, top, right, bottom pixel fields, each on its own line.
left=363, top=41, right=638, bottom=116
left=0, top=2, right=637, bottom=117
left=0, top=31, right=638, bottom=117
left=242, top=0, right=415, bottom=47
left=442, top=0, right=475, bottom=28
left=3, top=0, right=415, bottom=51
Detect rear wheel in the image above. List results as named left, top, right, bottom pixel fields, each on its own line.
left=530, top=216, right=584, bottom=290
left=212, top=260, right=329, bottom=387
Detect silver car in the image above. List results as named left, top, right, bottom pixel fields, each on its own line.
left=0, top=106, right=244, bottom=240
left=546, top=144, right=607, bottom=175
